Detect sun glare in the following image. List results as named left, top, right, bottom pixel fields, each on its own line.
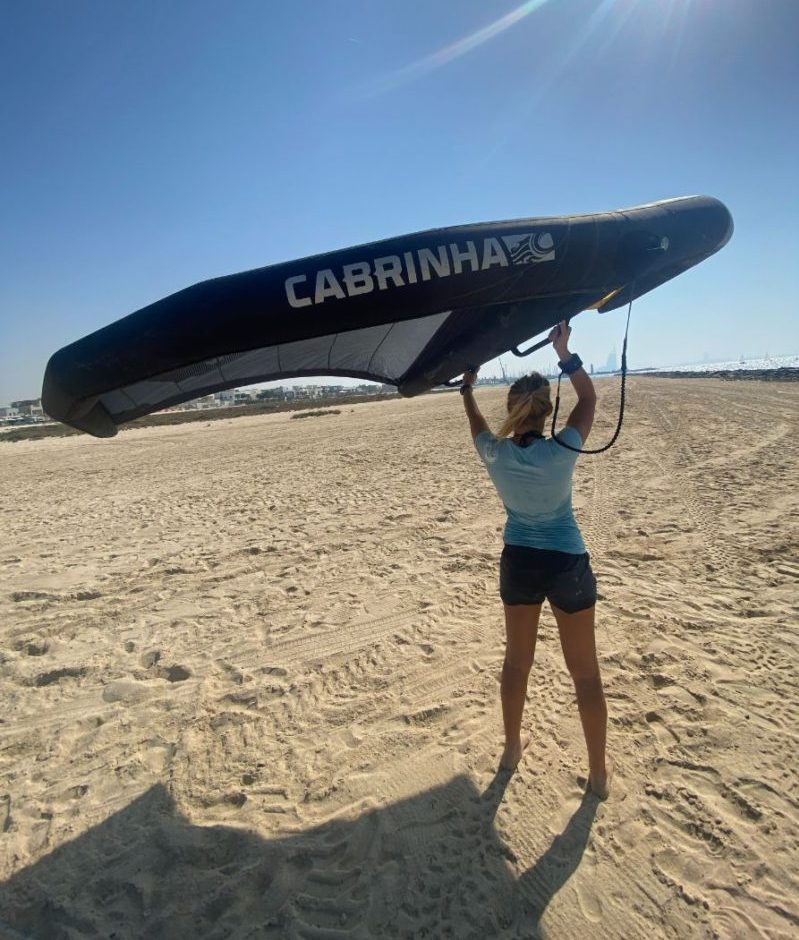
left=359, top=0, right=555, bottom=97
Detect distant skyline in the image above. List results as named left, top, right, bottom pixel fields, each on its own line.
left=2, top=0, right=798, bottom=401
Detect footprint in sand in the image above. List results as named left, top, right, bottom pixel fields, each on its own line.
left=153, top=664, right=192, bottom=682
left=14, top=638, right=49, bottom=657
left=574, top=856, right=604, bottom=923
left=11, top=590, right=59, bottom=603
left=33, top=666, right=88, bottom=687
left=143, top=741, right=177, bottom=774
left=102, top=679, right=152, bottom=704
left=645, top=711, right=681, bottom=750
left=139, top=649, right=192, bottom=682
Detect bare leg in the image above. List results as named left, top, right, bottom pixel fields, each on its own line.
left=500, top=602, right=542, bottom=769
left=551, top=604, right=610, bottom=798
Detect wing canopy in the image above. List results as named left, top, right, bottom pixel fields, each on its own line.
left=42, top=196, right=733, bottom=436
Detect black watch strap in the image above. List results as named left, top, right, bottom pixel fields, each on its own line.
left=558, top=353, right=583, bottom=375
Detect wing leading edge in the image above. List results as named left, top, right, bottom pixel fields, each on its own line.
left=42, top=195, right=733, bottom=436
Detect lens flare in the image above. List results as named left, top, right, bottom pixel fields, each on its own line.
left=359, top=0, right=555, bottom=97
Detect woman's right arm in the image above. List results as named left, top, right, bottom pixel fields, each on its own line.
left=549, top=321, right=596, bottom=443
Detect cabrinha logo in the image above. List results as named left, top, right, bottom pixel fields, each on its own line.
left=501, top=232, right=555, bottom=265
left=285, top=232, right=555, bottom=308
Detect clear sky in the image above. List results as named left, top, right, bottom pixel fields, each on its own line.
left=1, top=0, right=797, bottom=401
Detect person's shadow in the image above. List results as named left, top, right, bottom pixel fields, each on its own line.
left=482, top=769, right=600, bottom=932
left=1, top=770, right=599, bottom=939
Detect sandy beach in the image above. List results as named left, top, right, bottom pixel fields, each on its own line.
left=1, top=376, right=797, bottom=939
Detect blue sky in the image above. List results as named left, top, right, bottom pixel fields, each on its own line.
left=1, top=0, right=797, bottom=401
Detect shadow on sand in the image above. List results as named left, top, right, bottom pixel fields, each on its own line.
left=1, top=771, right=599, bottom=939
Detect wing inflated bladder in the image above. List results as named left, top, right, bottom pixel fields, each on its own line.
left=42, top=195, right=732, bottom=437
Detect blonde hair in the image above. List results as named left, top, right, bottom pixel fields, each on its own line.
left=497, top=373, right=552, bottom=438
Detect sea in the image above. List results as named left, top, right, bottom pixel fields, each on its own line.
left=646, top=354, right=799, bottom=374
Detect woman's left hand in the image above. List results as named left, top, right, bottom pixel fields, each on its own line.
left=462, top=368, right=479, bottom=387
left=549, top=321, right=571, bottom=359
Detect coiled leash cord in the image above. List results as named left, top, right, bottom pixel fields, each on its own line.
left=550, top=292, right=634, bottom=455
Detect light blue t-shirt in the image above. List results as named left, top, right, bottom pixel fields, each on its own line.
left=474, top=426, right=586, bottom=554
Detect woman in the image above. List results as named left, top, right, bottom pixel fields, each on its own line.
left=461, top=320, right=610, bottom=799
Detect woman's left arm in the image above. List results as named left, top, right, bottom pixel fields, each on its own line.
left=461, top=370, right=489, bottom=441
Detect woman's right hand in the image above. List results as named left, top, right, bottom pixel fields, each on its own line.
left=549, top=320, right=571, bottom=359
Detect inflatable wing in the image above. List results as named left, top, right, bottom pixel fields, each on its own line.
left=42, top=195, right=732, bottom=437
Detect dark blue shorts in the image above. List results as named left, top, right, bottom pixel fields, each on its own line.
left=500, top=544, right=597, bottom=612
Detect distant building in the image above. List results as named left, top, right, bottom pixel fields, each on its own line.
left=1, top=401, right=46, bottom=426
left=13, top=399, right=43, bottom=417
left=192, top=394, right=218, bottom=409
left=257, top=387, right=286, bottom=401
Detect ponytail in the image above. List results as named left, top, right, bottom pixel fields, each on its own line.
left=496, top=373, right=552, bottom=438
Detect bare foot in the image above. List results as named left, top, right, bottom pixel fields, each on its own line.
left=500, top=733, right=531, bottom=771
left=588, top=759, right=613, bottom=800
